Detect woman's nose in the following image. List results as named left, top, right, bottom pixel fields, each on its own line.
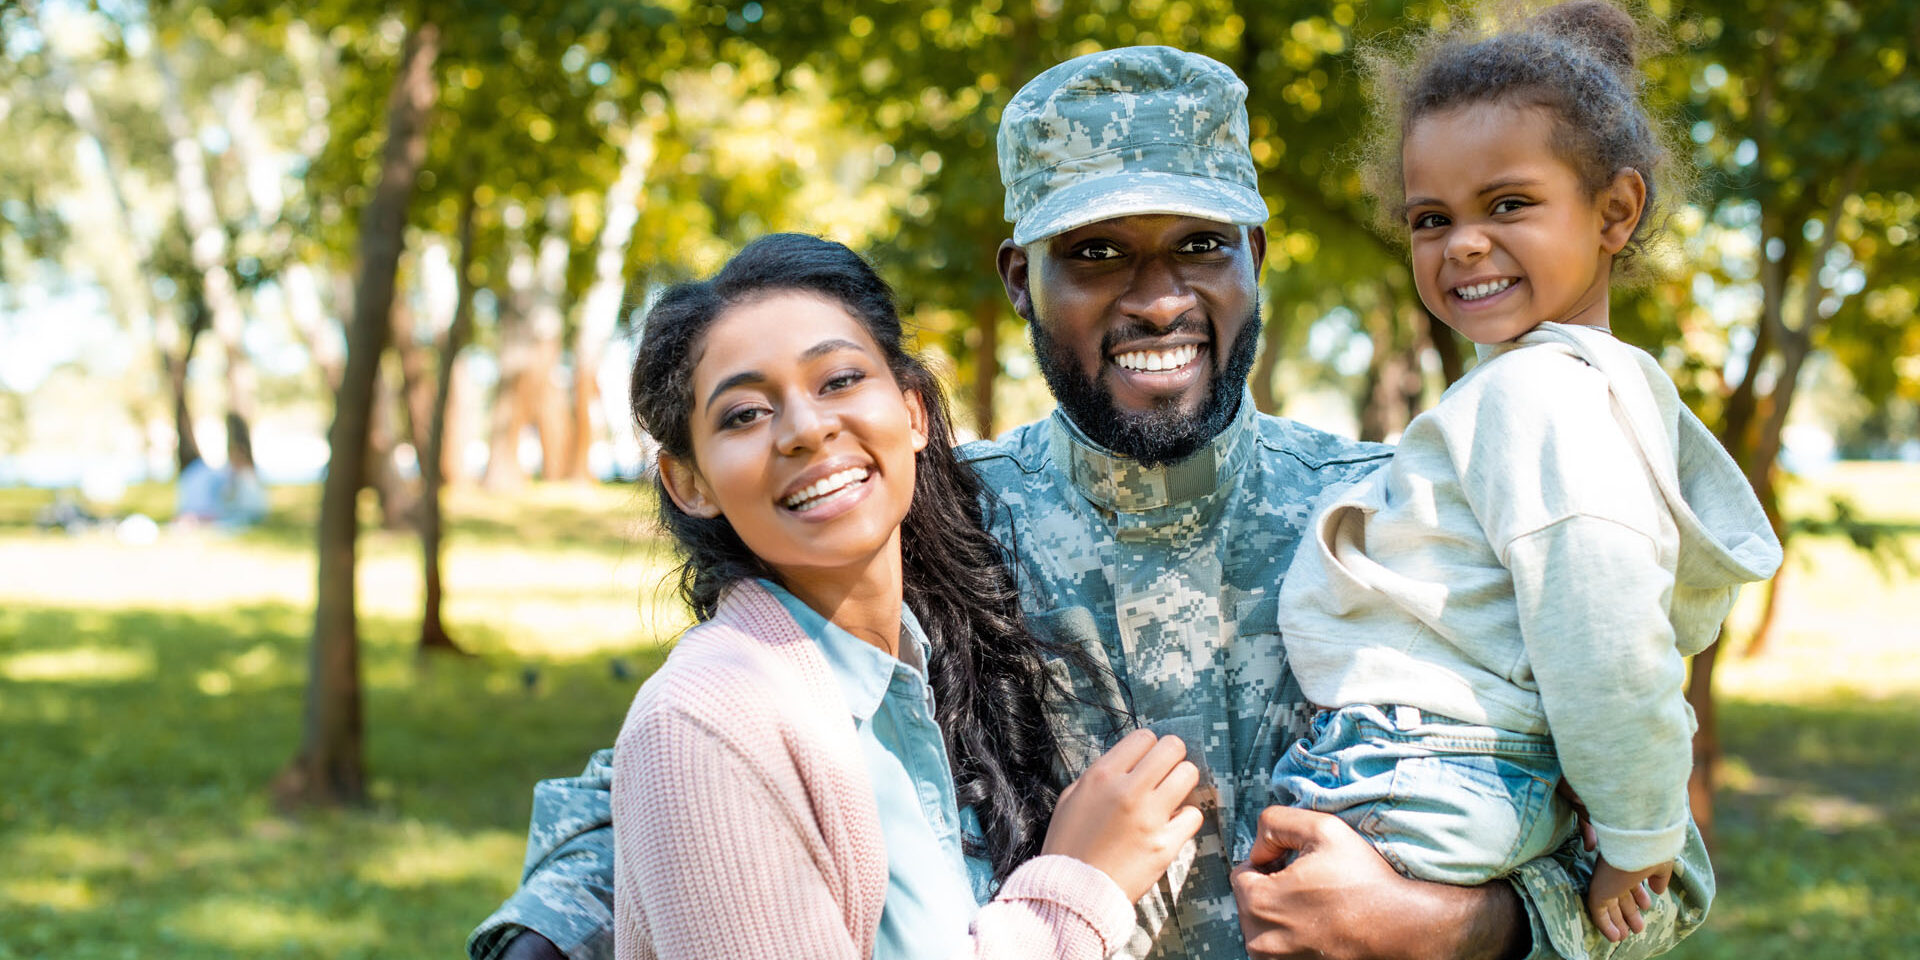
left=776, top=396, right=839, bottom=455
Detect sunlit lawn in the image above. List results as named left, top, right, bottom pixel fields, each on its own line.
left=0, top=466, right=1915, bottom=958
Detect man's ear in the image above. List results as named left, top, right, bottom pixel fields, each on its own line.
left=997, top=239, right=1034, bottom=322
left=657, top=451, right=721, bottom=519
left=1598, top=168, right=1647, bottom=255
left=903, top=387, right=930, bottom=453
left=1247, top=225, right=1268, bottom=273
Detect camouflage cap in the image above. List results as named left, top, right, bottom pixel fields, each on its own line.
left=999, top=46, right=1268, bottom=246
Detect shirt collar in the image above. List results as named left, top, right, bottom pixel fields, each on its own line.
left=758, top=579, right=928, bottom=723
left=1049, top=388, right=1259, bottom=514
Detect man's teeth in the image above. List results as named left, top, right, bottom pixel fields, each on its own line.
left=783, top=467, right=870, bottom=510
left=1454, top=278, right=1516, bottom=301
left=1113, top=344, right=1200, bottom=372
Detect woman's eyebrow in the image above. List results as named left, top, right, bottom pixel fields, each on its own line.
left=800, top=338, right=865, bottom=362
left=701, top=339, right=867, bottom=410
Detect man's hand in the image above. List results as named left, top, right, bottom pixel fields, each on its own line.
left=1229, top=806, right=1526, bottom=960
left=499, top=930, right=566, bottom=960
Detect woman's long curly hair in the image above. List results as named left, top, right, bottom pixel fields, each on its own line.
left=630, top=232, right=1078, bottom=886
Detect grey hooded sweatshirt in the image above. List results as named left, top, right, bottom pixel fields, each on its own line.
left=1278, top=321, right=1782, bottom=872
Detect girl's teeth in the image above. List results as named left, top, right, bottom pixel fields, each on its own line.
left=1114, top=344, right=1199, bottom=372
left=786, top=468, right=869, bottom=510
left=1455, top=279, right=1515, bottom=301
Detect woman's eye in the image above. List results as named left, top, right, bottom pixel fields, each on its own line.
left=720, top=406, right=764, bottom=429
left=823, top=370, right=866, bottom=392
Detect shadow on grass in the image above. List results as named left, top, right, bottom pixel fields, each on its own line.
left=1670, top=695, right=1920, bottom=959
left=0, top=602, right=664, bottom=960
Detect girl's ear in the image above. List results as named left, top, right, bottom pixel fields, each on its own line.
left=904, top=387, right=930, bottom=454
left=1599, top=167, right=1648, bottom=255
left=658, top=452, right=721, bottom=519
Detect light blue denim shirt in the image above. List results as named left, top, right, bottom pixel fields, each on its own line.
left=762, top=580, right=993, bottom=959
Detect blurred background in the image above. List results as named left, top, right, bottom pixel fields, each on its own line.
left=0, top=0, right=1913, bottom=957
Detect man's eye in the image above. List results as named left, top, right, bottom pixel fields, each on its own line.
left=1178, top=236, right=1224, bottom=254
left=1075, top=243, right=1122, bottom=261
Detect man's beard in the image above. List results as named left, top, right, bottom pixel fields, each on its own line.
left=1027, top=301, right=1262, bottom=468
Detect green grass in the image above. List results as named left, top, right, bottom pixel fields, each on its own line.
left=0, top=466, right=1915, bottom=958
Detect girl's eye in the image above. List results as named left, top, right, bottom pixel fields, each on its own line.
left=1178, top=236, right=1224, bottom=254
left=823, top=370, right=866, bottom=392
left=1493, top=198, right=1531, bottom=215
left=720, top=406, right=765, bottom=430
left=1411, top=212, right=1448, bottom=231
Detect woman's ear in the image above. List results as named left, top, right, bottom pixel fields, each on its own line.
left=904, top=387, right=930, bottom=454
left=1599, top=168, right=1648, bottom=255
left=657, top=452, right=721, bottom=519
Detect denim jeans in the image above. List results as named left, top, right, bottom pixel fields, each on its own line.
left=1270, top=703, right=1573, bottom=885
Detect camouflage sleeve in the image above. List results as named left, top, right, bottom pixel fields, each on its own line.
left=1508, top=818, right=1713, bottom=960
left=466, top=749, right=618, bottom=960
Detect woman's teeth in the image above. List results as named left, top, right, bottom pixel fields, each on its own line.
left=783, top=467, right=869, bottom=511
left=1113, top=344, right=1200, bottom=372
left=1454, top=278, right=1516, bottom=301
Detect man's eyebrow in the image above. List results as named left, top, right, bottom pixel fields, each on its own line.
left=701, top=338, right=867, bottom=410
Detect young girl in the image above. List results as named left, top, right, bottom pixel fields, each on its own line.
left=1270, top=0, right=1782, bottom=944
left=614, top=233, right=1204, bottom=960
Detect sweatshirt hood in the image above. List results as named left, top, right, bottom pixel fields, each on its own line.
left=1495, top=324, right=1784, bottom=651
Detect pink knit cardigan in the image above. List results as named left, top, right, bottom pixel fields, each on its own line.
left=612, top=580, right=1137, bottom=960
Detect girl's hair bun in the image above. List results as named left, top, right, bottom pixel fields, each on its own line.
left=1531, top=0, right=1639, bottom=77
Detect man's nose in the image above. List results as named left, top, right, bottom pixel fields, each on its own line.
left=1119, top=255, right=1199, bottom=329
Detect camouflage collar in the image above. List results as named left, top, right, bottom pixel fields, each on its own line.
left=1050, top=391, right=1257, bottom=514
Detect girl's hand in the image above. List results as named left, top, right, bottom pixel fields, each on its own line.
left=1042, top=729, right=1205, bottom=901
left=1587, top=856, right=1673, bottom=943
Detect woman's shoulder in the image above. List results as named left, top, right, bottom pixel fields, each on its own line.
left=619, top=583, right=831, bottom=748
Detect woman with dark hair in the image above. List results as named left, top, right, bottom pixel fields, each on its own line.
left=612, top=233, right=1200, bottom=960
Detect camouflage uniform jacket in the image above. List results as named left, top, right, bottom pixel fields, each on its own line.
left=469, top=394, right=1713, bottom=960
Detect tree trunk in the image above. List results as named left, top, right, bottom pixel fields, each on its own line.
left=1684, top=641, right=1720, bottom=851
left=1358, top=286, right=1420, bottom=443
left=1425, top=309, right=1466, bottom=387
left=529, top=198, right=572, bottom=478
left=390, top=299, right=436, bottom=457
left=1740, top=561, right=1785, bottom=659
left=153, top=42, right=257, bottom=431
left=275, top=20, right=438, bottom=810
left=166, top=295, right=213, bottom=473
left=420, top=188, right=478, bottom=655
left=1250, top=298, right=1288, bottom=415
left=367, top=360, right=416, bottom=530
left=971, top=298, right=1000, bottom=439
left=484, top=262, right=535, bottom=490
left=559, top=124, right=656, bottom=482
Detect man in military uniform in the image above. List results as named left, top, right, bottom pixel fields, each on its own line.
left=469, top=46, right=1711, bottom=960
